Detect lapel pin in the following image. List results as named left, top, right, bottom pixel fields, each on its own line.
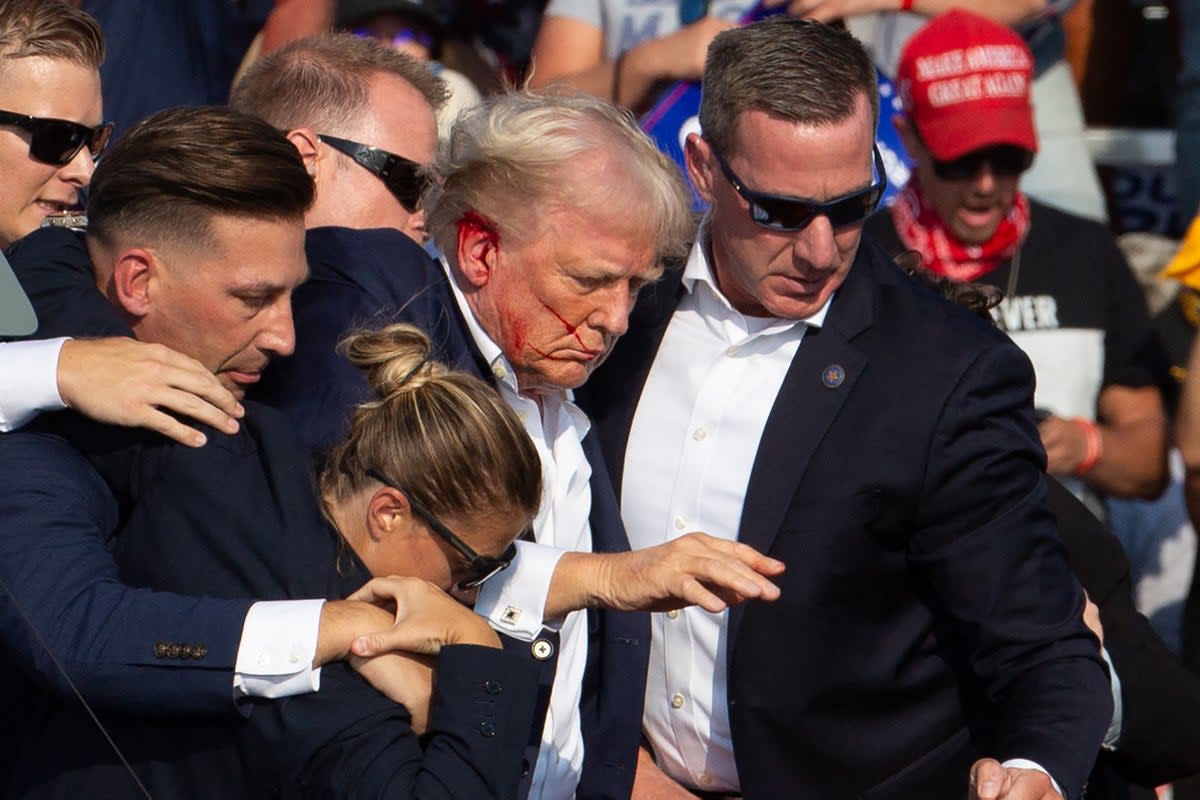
left=822, top=364, right=846, bottom=388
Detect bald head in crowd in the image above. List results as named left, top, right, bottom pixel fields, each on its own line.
left=231, top=32, right=445, bottom=244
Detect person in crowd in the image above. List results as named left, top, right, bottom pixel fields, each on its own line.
left=253, top=77, right=785, bottom=797
left=579, top=16, right=1111, bottom=799
left=864, top=10, right=1169, bottom=520
left=336, top=0, right=483, bottom=139
left=2, top=105, right=546, bottom=798
left=0, top=0, right=242, bottom=447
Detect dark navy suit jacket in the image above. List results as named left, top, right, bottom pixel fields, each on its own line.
left=578, top=236, right=1113, bottom=800
left=2, top=227, right=540, bottom=798
left=254, top=226, right=651, bottom=800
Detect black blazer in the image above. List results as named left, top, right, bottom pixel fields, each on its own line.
left=580, top=235, right=1113, bottom=800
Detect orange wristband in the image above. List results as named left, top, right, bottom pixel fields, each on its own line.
left=1070, top=417, right=1103, bottom=475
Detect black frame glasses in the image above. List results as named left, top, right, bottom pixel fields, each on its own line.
left=712, top=143, right=887, bottom=231
left=366, top=469, right=517, bottom=590
left=0, top=110, right=113, bottom=166
left=930, top=145, right=1035, bottom=182
left=318, top=134, right=430, bottom=212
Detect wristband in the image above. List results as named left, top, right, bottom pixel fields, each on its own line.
left=900, top=0, right=915, bottom=11
left=1070, top=417, right=1103, bottom=475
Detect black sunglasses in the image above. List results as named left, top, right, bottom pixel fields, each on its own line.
left=0, top=110, right=113, bottom=166
left=931, top=145, right=1035, bottom=181
left=366, top=469, right=517, bottom=590
left=318, top=134, right=430, bottom=212
left=712, top=143, right=887, bottom=231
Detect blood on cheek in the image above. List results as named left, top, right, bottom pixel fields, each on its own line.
left=540, top=301, right=596, bottom=356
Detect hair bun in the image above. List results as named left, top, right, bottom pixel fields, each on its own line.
left=338, top=323, right=441, bottom=399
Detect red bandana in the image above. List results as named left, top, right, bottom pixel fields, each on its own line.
left=890, top=180, right=1031, bottom=282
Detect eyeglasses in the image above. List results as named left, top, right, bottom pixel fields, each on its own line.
left=931, top=145, right=1034, bottom=181
left=317, top=134, right=430, bottom=212
left=712, top=143, right=887, bottom=231
left=0, top=110, right=114, bottom=166
left=366, top=469, right=517, bottom=590
left=350, top=26, right=436, bottom=52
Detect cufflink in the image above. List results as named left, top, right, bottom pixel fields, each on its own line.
left=501, top=606, right=521, bottom=625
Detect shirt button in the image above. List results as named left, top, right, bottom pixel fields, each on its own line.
left=531, top=639, right=554, bottom=660
left=698, top=773, right=713, bottom=786
left=673, top=517, right=687, bottom=531
left=726, top=346, right=740, bottom=357
left=492, top=364, right=507, bottom=380
left=288, top=652, right=302, bottom=665
left=692, top=427, right=708, bottom=441
left=257, top=652, right=270, bottom=667
left=670, top=693, right=686, bottom=709
left=666, top=610, right=680, bottom=619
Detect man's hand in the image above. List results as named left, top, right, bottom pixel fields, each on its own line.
left=1083, top=592, right=1104, bottom=648
left=1038, top=414, right=1089, bottom=475
left=57, top=337, right=242, bottom=447
left=969, top=759, right=1062, bottom=800
left=350, top=651, right=436, bottom=734
left=548, top=532, right=784, bottom=618
left=347, top=576, right=501, bottom=657
left=631, top=747, right=700, bottom=799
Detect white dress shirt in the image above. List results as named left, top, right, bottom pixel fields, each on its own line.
left=445, top=257, right=592, bottom=800
left=0, top=338, right=69, bottom=431
left=622, top=238, right=822, bottom=792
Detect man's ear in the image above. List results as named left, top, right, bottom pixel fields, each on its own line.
left=684, top=132, right=717, bottom=205
left=366, top=486, right=412, bottom=543
left=454, top=213, right=501, bottom=289
left=110, top=248, right=157, bottom=319
left=286, top=128, right=321, bottom=179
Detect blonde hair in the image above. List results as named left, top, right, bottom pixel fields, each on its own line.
left=0, top=0, right=104, bottom=71
left=321, top=323, right=542, bottom=523
left=427, top=89, right=695, bottom=268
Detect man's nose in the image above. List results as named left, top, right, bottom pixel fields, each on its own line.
left=793, top=213, right=839, bottom=269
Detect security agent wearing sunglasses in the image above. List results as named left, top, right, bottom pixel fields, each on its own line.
left=580, top=15, right=1111, bottom=800
left=865, top=10, right=1169, bottom=514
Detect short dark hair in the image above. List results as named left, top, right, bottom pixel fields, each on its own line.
left=0, top=0, right=104, bottom=72
left=87, top=106, right=314, bottom=251
left=230, top=32, right=447, bottom=134
left=699, top=17, right=879, bottom=156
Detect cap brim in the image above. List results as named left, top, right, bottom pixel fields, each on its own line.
left=0, top=251, right=37, bottom=337
left=917, top=105, right=1037, bottom=162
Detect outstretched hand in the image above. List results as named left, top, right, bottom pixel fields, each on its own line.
left=969, top=759, right=1062, bottom=800
left=549, top=532, right=784, bottom=617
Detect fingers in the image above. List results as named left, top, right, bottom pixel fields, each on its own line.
left=350, top=629, right=444, bottom=658
left=674, top=534, right=785, bottom=603
left=969, top=759, right=1006, bottom=800
left=136, top=408, right=210, bottom=448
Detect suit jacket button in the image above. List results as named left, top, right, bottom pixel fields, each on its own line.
left=521, top=759, right=530, bottom=777
left=531, top=639, right=554, bottom=660
left=180, top=644, right=193, bottom=659
left=154, top=642, right=169, bottom=658
left=484, top=679, right=503, bottom=695
left=479, top=720, right=496, bottom=737
left=166, top=643, right=182, bottom=659
left=193, top=645, right=208, bottom=660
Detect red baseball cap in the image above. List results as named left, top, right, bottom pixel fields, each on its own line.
left=896, top=9, right=1037, bottom=162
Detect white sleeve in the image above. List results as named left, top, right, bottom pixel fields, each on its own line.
left=543, top=0, right=602, bottom=28
left=998, top=760, right=1062, bottom=796
left=473, top=539, right=567, bottom=641
left=0, top=338, right=69, bottom=432
left=233, top=599, right=325, bottom=699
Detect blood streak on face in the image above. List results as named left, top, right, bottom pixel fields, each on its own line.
left=541, top=301, right=592, bottom=352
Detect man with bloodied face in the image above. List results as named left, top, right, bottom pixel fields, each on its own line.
left=258, top=89, right=787, bottom=800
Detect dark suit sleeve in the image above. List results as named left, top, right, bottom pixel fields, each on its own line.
left=0, top=431, right=252, bottom=714
left=250, top=647, right=540, bottom=799
left=1048, top=479, right=1200, bottom=786
left=3, top=227, right=132, bottom=341
left=910, top=339, right=1112, bottom=799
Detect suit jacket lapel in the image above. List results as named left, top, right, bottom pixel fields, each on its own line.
left=728, top=248, right=877, bottom=648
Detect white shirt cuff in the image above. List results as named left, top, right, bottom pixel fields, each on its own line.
left=473, top=540, right=566, bottom=641
left=1000, top=759, right=1062, bottom=797
left=0, top=338, right=69, bottom=431
left=1100, top=646, right=1123, bottom=750
left=233, top=599, right=325, bottom=699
